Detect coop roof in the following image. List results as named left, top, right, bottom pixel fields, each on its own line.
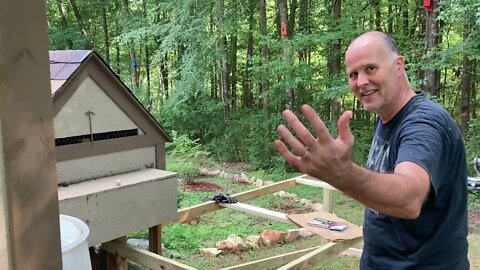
left=49, top=50, right=172, bottom=142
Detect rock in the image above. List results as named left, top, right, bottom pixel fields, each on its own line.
left=255, top=179, right=263, bottom=187
left=199, top=168, right=210, bottom=176
left=210, top=170, right=221, bottom=177
left=245, top=235, right=264, bottom=246
left=286, top=229, right=300, bottom=242
left=200, top=248, right=223, bottom=257
left=304, top=200, right=314, bottom=209
left=289, top=193, right=299, bottom=202
left=312, top=203, right=324, bottom=211
left=264, top=181, right=275, bottom=186
left=240, top=173, right=249, bottom=181
left=298, top=228, right=314, bottom=238
left=216, top=235, right=249, bottom=253
left=126, top=238, right=149, bottom=250
left=277, top=191, right=286, bottom=197
left=260, top=230, right=287, bottom=246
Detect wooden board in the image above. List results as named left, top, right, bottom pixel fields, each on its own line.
left=59, top=169, right=177, bottom=246
left=165, top=178, right=298, bottom=225
left=101, top=240, right=196, bottom=270
left=219, top=202, right=295, bottom=224
left=277, top=237, right=363, bottom=270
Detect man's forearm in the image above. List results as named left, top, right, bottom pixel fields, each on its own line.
left=330, top=163, right=429, bottom=219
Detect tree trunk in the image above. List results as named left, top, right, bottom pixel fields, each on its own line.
left=55, top=0, right=73, bottom=48
left=229, top=3, right=238, bottom=112
left=145, top=43, right=152, bottom=112
left=387, top=3, right=393, bottom=34
left=230, top=34, right=238, bottom=112
left=288, top=0, right=297, bottom=38
left=217, top=0, right=229, bottom=118
left=298, top=0, right=308, bottom=61
left=101, top=0, right=110, bottom=64
left=373, top=0, right=381, bottom=30
left=472, top=61, right=478, bottom=119
left=69, top=0, right=91, bottom=49
left=259, top=0, right=269, bottom=108
left=278, top=0, right=293, bottom=110
left=121, top=0, right=139, bottom=90
left=243, top=0, right=255, bottom=108
left=460, top=55, right=472, bottom=135
left=460, top=14, right=474, bottom=134
left=423, top=4, right=440, bottom=96
left=402, top=1, right=409, bottom=38
left=160, top=53, right=169, bottom=101
left=329, top=0, right=342, bottom=131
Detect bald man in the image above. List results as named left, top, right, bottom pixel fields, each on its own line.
left=276, top=31, right=469, bottom=269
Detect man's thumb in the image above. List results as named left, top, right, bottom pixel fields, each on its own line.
left=338, top=111, right=354, bottom=143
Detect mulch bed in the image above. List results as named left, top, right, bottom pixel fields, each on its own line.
left=183, top=180, right=224, bottom=192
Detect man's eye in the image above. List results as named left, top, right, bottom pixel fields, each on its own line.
left=367, top=66, right=376, bottom=72
left=349, top=72, right=358, bottom=79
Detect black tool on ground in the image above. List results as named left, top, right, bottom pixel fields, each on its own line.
left=211, top=193, right=238, bottom=204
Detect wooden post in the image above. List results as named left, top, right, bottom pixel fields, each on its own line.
left=106, top=237, right=128, bottom=270
left=323, top=189, right=334, bottom=213
left=149, top=225, right=162, bottom=254
left=0, top=1, right=62, bottom=269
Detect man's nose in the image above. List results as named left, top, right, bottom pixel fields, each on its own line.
left=357, top=73, right=369, bottom=87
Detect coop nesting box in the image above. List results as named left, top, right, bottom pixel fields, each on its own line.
left=50, top=50, right=177, bottom=246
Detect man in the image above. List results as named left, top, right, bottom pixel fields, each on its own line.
left=275, top=31, right=469, bottom=269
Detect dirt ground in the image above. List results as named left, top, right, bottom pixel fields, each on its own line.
left=470, top=210, right=480, bottom=232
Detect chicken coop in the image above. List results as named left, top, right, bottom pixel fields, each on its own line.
left=49, top=50, right=177, bottom=248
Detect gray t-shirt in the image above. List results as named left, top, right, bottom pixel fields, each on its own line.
left=360, top=92, right=469, bottom=270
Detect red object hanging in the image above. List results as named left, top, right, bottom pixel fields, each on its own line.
left=281, top=23, right=288, bottom=39
left=424, top=0, right=433, bottom=13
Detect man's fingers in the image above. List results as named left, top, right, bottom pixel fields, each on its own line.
left=301, top=105, right=333, bottom=144
left=338, top=111, right=354, bottom=143
left=274, top=140, right=300, bottom=167
left=282, top=110, right=317, bottom=149
left=277, top=125, right=308, bottom=156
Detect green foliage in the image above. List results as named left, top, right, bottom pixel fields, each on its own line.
left=179, top=167, right=200, bottom=185
left=158, top=91, right=223, bottom=143
left=166, top=130, right=210, bottom=158
left=465, top=118, right=480, bottom=176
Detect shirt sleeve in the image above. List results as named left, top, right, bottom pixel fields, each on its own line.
left=394, top=115, right=448, bottom=197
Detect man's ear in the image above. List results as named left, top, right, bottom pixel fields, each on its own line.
left=396, top=55, right=406, bottom=74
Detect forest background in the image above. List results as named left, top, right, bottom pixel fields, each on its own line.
left=47, top=0, right=480, bottom=174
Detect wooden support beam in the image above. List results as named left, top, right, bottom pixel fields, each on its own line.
left=149, top=225, right=162, bottom=254
left=295, top=175, right=335, bottom=213
left=101, top=240, right=196, bottom=270
left=165, top=178, right=298, bottom=225
left=106, top=237, right=128, bottom=270
left=220, top=244, right=325, bottom=270
left=323, top=189, right=334, bottom=213
left=0, top=1, right=62, bottom=269
left=221, top=244, right=361, bottom=270
left=277, top=237, right=363, bottom=270
left=294, top=176, right=336, bottom=190
left=219, top=202, right=295, bottom=225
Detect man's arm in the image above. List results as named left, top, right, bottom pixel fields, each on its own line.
left=275, top=105, right=430, bottom=219
left=340, top=161, right=430, bottom=219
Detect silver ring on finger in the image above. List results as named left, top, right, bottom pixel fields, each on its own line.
left=301, top=148, right=310, bottom=159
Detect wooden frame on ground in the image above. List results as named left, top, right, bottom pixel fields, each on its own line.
left=101, top=174, right=363, bottom=269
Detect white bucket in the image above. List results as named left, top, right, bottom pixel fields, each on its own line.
left=59, top=215, right=92, bottom=270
